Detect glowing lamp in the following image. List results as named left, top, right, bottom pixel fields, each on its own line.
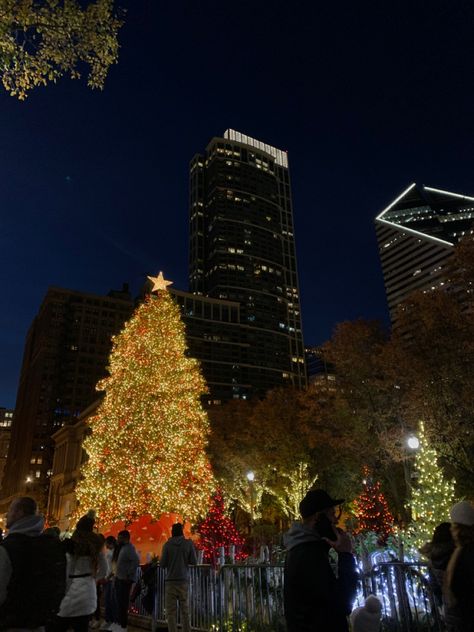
left=407, top=436, right=420, bottom=450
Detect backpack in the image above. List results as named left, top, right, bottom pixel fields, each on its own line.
left=0, top=533, right=67, bottom=629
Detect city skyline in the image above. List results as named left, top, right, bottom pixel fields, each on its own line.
left=1, top=0, right=474, bottom=406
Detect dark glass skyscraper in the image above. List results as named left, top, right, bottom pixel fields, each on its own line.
left=188, top=130, right=306, bottom=397
left=375, top=183, right=474, bottom=323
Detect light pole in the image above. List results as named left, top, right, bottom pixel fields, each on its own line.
left=246, top=471, right=255, bottom=533
left=404, top=434, right=420, bottom=503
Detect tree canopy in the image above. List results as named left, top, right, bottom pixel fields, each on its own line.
left=0, top=0, right=122, bottom=99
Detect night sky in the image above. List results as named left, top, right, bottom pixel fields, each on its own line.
left=1, top=0, right=474, bottom=407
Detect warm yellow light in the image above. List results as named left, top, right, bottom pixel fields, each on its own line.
left=147, top=270, right=173, bottom=292
left=74, top=289, right=215, bottom=526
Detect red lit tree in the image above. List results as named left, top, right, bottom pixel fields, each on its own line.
left=353, top=467, right=394, bottom=543
left=196, top=489, right=246, bottom=564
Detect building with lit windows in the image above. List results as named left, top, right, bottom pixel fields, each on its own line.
left=47, top=400, right=97, bottom=530
left=375, top=183, right=474, bottom=324
left=0, top=285, right=133, bottom=514
left=188, top=129, right=306, bottom=398
left=0, top=408, right=13, bottom=494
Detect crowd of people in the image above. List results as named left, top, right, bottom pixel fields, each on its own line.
left=0, top=492, right=473, bottom=632
left=0, top=498, right=141, bottom=632
left=283, top=491, right=474, bottom=632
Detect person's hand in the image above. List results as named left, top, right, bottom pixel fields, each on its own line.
left=323, top=528, right=353, bottom=554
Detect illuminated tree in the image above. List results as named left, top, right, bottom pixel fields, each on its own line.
left=75, top=272, right=215, bottom=525
left=268, top=461, right=318, bottom=521
left=0, top=0, right=122, bottom=99
left=195, top=489, right=246, bottom=564
left=408, top=421, right=456, bottom=547
left=354, top=467, right=394, bottom=543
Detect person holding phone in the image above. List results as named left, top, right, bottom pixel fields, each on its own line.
left=283, top=489, right=358, bottom=632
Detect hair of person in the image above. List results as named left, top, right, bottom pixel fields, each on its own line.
left=433, top=522, right=453, bottom=543
left=172, top=523, right=184, bottom=537
left=451, top=522, right=474, bottom=548
left=420, top=521, right=454, bottom=557
left=118, top=529, right=131, bottom=540
left=43, top=526, right=61, bottom=538
left=70, top=528, right=104, bottom=573
left=15, top=497, right=37, bottom=516
left=105, top=535, right=117, bottom=546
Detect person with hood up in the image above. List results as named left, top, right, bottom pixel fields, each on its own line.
left=283, top=489, right=358, bottom=632
left=350, top=595, right=382, bottom=632
left=53, top=512, right=107, bottom=632
left=445, top=500, right=474, bottom=632
left=160, top=523, right=197, bottom=632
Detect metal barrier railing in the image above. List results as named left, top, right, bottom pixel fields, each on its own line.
left=130, top=561, right=445, bottom=631
left=357, top=562, right=445, bottom=632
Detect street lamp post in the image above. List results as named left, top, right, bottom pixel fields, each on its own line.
left=404, top=434, right=420, bottom=504
left=246, top=471, right=255, bottom=533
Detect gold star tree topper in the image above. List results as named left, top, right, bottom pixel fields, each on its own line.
left=147, top=271, right=173, bottom=293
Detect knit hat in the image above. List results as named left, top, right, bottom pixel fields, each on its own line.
left=350, top=595, right=382, bottom=632
left=450, top=501, right=474, bottom=526
left=75, top=510, right=96, bottom=533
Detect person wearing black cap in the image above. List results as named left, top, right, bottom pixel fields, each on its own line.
left=283, top=489, right=358, bottom=632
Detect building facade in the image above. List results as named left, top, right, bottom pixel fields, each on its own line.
left=47, top=401, right=96, bottom=530
left=0, top=408, right=13, bottom=495
left=375, top=183, right=474, bottom=323
left=188, top=129, right=306, bottom=398
left=0, top=285, right=133, bottom=513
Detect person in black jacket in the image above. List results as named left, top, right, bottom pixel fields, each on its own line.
left=445, top=501, right=474, bottom=632
left=0, top=497, right=66, bottom=631
left=283, top=489, right=358, bottom=632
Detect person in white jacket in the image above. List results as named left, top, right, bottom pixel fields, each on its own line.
left=52, top=513, right=107, bottom=632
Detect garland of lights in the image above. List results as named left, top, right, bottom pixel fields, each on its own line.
left=196, top=489, right=247, bottom=564
left=408, top=421, right=455, bottom=547
left=75, top=272, right=215, bottom=525
left=354, top=467, right=394, bottom=543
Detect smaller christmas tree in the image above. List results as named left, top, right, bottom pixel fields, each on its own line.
left=408, top=421, right=456, bottom=548
left=354, top=467, right=394, bottom=543
left=196, top=489, right=246, bottom=564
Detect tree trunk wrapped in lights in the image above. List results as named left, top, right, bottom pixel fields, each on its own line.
left=75, top=272, right=215, bottom=525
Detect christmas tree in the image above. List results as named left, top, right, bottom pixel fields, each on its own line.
left=196, top=489, right=246, bottom=564
left=408, top=421, right=456, bottom=548
left=75, top=272, right=215, bottom=525
left=354, top=467, right=394, bottom=543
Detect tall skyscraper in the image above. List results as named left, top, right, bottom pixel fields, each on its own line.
left=0, top=285, right=133, bottom=513
left=188, top=129, right=306, bottom=398
left=375, top=183, right=474, bottom=323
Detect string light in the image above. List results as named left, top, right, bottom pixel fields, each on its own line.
left=354, top=467, right=394, bottom=543
left=196, top=489, right=246, bottom=565
left=408, top=421, right=455, bottom=547
left=75, top=286, right=215, bottom=525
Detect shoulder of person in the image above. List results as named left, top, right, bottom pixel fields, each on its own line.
left=0, top=544, right=12, bottom=568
